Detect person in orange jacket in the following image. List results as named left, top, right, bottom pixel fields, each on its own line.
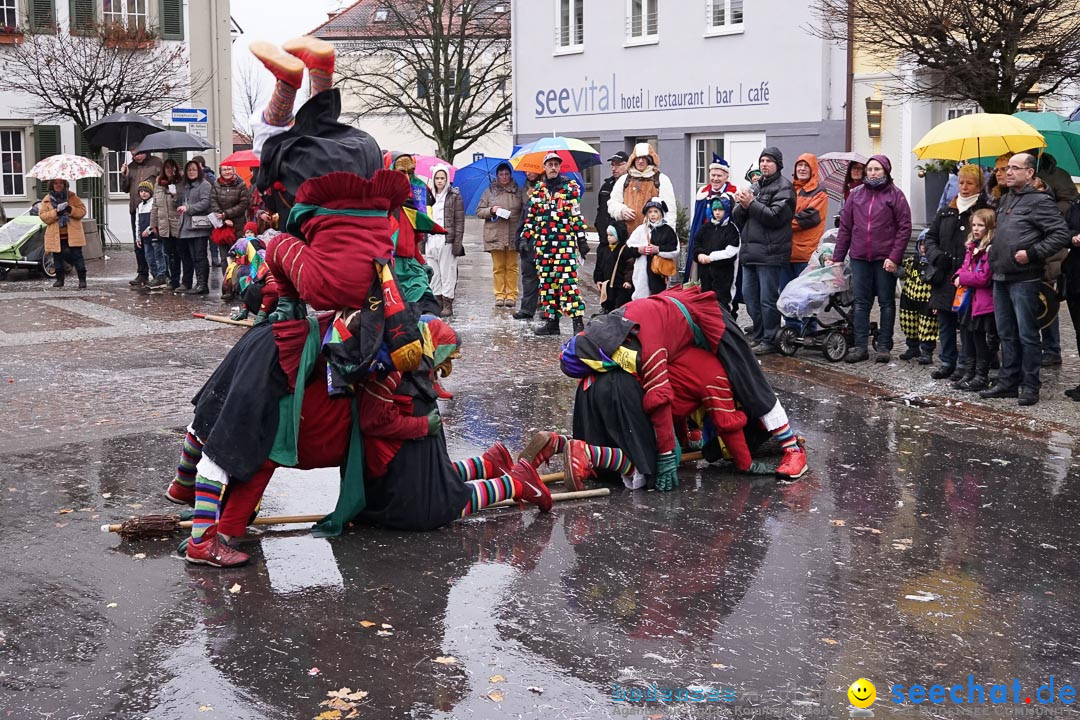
left=782, top=153, right=828, bottom=329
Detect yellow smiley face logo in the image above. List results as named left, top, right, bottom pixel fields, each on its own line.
left=848, top=679, right=876, bottom=708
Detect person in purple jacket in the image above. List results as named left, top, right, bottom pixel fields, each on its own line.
left=830, top=154, right=913, bottom=363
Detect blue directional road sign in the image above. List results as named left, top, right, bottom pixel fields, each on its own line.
left=171, top=107, right=208, bottom=124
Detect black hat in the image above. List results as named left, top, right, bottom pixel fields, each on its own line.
left=608, top=151, right=629, bottom=163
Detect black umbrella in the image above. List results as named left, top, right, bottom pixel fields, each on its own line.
left=135, top=130, right=212, bottom=153
left=83, top=113, right=167, bottom=150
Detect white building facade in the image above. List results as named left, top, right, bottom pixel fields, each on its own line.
left=0, top=0, right=233, bottom=246
left=512, top=0, right=848, bottom=219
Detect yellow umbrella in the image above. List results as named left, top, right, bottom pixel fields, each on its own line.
left=913, top=113, right=1046, bottom=161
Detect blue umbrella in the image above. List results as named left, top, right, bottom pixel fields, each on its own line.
left=455, top=156, right=583, bottom=215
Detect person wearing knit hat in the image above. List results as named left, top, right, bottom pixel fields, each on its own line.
left=135, top=179, right=170, bottom=289
left=243, top=221, right=259, bottom=238
left=692, top=193, right=740, bottom=311
left=686, top=155, right=738, bottom=282
left=732, top=146, right=796, bottom=355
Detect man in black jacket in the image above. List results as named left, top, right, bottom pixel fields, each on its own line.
left=595, top=151, right=628, bottom=241
left=732, top=146, right=796, bottom=355
left=981, top=153, right=1072, bottom=406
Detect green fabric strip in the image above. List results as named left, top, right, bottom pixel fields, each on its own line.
left=311, top=396, right=367, bottom=538
left=268, top=316, right=319, bottom=467
left=394, top=256, right=432, bottom=304
left=666, top=297, right=709, bottom=351
left=285, top=203, right=388, bottom=238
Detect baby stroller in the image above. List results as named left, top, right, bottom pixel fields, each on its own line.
left=0, top=202, right=52, bottom=280
left=774, top=240, right=877, bottom=362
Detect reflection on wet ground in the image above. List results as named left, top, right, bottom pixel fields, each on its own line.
left=4, top=377, right=1080, bottom=719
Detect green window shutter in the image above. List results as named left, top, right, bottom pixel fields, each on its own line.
left=417, top=69, right=431, bottom=99
left=457, top=69, right=471, bottom=98
left=73, top=127, right=96, bottom=199
left=33, top=125, right=61, bottom=197
left=28, top=0, right=57, bottom=34
left=68, top=0, right=96, bottom=36
left=159, top=0, right=183, bottom=40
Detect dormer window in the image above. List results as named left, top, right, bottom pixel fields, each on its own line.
left=373, top=8, right=388, bottom=22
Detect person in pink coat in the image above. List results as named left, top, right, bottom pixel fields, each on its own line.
left=953, top=208, right=997, bottom=391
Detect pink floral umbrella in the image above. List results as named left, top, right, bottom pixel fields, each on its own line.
left=26, top=154, right=105, bottom=182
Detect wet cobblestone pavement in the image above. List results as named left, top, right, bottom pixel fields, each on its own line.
left=3, top=225, right=1080, bottom=719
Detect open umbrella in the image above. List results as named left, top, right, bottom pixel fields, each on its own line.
left=83, top=112, right=166, bottom=150
left=221, top=149, right=260, bottom=168
left=412, top=155, right=456, bottom=182
left=817, top=151, right=870, bottom=202
left=510, top=137, right=600, bottom=175
left=454, top=157, right=584, bottom=215
left=136, top=130, right=212, bottom=154
left=913, top=113, right=1045, bottom=162
left=26, top=154, right=105, bottom=181
left=1010, top=112, right=1080, bottom=177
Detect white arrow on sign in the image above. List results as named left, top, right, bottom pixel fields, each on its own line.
left=171, top=107, right=208, bottom=123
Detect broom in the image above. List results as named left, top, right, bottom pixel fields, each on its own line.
left=102, top=452, right=706, bottom=540
left=192, top=312, right=254, bottom=328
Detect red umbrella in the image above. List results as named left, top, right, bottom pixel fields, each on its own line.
left=221, top=149, right=260, bottom=168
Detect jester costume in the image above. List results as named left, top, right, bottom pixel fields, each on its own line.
left=560, top=286, right=809, bottom=490
left=520, top=174, right=589, bottom=323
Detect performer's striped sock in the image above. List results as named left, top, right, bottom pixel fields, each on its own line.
left=453, top=456, right=488, bottom=482
left=771, top=423, right=802, bottom=452
left=585, top=445, right=634, bottom=475
left=548, top=434, right=568, bottom=453
left=308, top=68, right=333, bottom=95
left=261, top=79, right=296, bottom=127
left=460, top=475, right=515, bottom=516
left=192, top=475, right=225, bottom=543
left=175, top=431, right=203, bottom=489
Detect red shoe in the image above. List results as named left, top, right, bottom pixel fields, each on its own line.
left=776, top=448, right=808, bottom=480
left=519, top=431, right=562, bottom=469
left=562, top=439, right=593, bottom=492
left=185, top=526, right=250, bottom=567
left=282, top=35, right=336, bottom=75
left=165, top=479, right=195, bottom=506
left=509, top=460, right=552, bottom=513
left=434, top=380, right=454, bottom=399
left=250, top=41, right=304, bottom=89
left=481, top=441, right=514, bottom=477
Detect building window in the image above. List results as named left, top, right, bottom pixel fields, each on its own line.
left=555, top=0, right=583, bottom=51
left=0, top=0, right=17, bottom=30
left=627, top=0, right=657, bottom=42
left=706, top=0, right=743, bottom=34
left=693, top=137, right=725, bottom=188
left=946, top=106, right=977, bottom=121
left=0, top=129, right=26, bottom=198
left=102, top=0, right=149, bottom=30
left=373, top=8, right=388, bottom=22
left=106, top=150, right=126, bottom=196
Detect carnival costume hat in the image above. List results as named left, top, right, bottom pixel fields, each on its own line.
left=642, top=197, right=669, bottom=216
left=708, top=155, right=730, bottom=172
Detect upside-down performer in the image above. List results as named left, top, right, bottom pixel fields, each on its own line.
left=556, top=286, right=809, bottom=491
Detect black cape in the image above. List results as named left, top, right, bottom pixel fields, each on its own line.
left=572, top=370, right=657, bottom=480
left=256, top=89, right=383, bottom=215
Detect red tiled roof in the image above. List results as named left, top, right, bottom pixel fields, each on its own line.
left=310, top=0, right=509, bottom=40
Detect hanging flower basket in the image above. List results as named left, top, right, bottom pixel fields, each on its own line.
left=0, top=26, right=24, bottom=43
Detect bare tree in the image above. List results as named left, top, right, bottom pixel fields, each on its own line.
left=0, top=20, right=200, bottom=143
left=233, top=54, right=268, bottom=144
left=335, top=0, right=511, bottom=161
left=810, top=0, right=1080, bottom=113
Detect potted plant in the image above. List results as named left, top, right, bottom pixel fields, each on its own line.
left=916, top=159, right=956, bottom=224
left=0, top=25, right=24, bottom=44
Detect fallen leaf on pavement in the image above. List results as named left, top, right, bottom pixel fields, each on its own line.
left=528, top=686, right=544, bottom=694
left=852, top=526, right=882, bottom=534
left=489, top=674, right=506, bottom=683
left=58, top=509, right=73, bottom=514
left=376, top=630, right=393, bottom=637
left=102, top=493, right=112, bottom=499
left=106, top=603, right=117, bottom=608
left=308, top=667, right=321, bottom=676
left=711, top=663, right=729, bottom=669
left=198, top=705, right=212, bottom=712
left=133, top=553, right=146, bottom=560
left=381, top=623, right=393, bottom=629
left=314, top=712, right=341, bottom=720
left=434, top=656, right=457, bottom=665
left=486, top=690, right=504, bottom=702
left=821, top=637, right=839, bottom=645
left=326, top=688, right=368, bottom=702
left=359, top=620, right=377, bottom=628
left=228, top=583, right=241, bottom=594
left=829, top=519, right=846, bottom=527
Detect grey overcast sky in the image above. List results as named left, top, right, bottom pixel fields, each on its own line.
left=231, top=0, right=347, bottom=69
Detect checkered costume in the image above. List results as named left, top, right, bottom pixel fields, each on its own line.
left=899, top=255, right=939, bottom=343
left=520, top=175, right=589, bottom=320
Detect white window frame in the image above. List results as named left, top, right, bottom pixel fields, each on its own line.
left=705, top=0, right=744, bottom=37
left=625, top=0, right=658, bottom=47
left=101, top=0, right=150, bottom=30
left=106, top=150, right=128, bottom=200
left=553, top=0, right=583, bottom=56
left=946, top=106, right=978, bottom=121
left=0, top=126, right=29, bottom=200
left=0, top=0, right=19, bottom=31
left=691, top=135, right=725, bottom=191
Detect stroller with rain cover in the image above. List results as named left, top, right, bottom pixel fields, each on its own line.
left=775, top=238, right=877, bottom=361
left=0, top=201, right=54, bottom=280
